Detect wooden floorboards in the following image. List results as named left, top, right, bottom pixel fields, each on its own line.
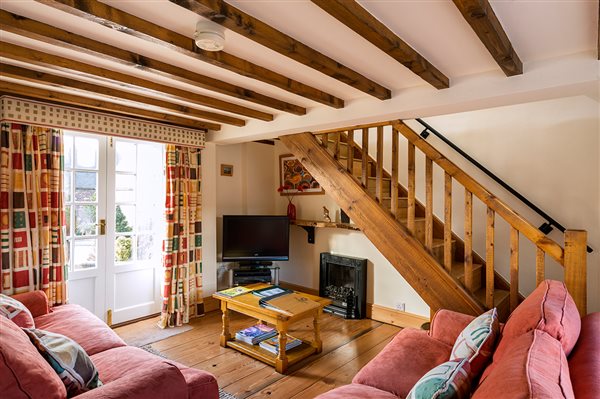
left=114, top=310, right=400, bottom=399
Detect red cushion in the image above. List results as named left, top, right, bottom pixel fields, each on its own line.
left=568, top=313, right=600, bottom=399
left=315, top=383, right=399, bottom=399
left=474, top=330, right=574, bottom=399
left=495, top=280, right=580, bottom=361
left=91, top=346, right=218, bottom=399
left=352, top=328, right=452, bottom=398
left=12, top=291, right=50, bottom=318
left=34, top=304, right=126, bottom=356
left=0, top=316, right=66, bottom=399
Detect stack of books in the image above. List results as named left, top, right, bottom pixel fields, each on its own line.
left=235, top=324, right=277, bottom=345
left=259, top=335, right=302, bottom=355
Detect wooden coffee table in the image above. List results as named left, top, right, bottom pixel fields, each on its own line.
left=213, top=283, right=332, bottom=373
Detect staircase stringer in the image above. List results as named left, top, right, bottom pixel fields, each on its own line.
left=280, top=132, right=485, bottom=316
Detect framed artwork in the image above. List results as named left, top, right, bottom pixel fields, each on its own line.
left=220, top=164, right=233, bottom=177
left=279, top=154, right=324, bottom=195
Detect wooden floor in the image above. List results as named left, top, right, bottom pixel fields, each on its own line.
left=114, top=310, right=401, bottom=399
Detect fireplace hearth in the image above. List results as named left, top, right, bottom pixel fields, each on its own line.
left=319, top=253, right=367, bottom=319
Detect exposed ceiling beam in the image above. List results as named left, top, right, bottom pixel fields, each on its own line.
left=310, top=0, right=449, bottom=90
left=0, top=10, right=299, bottom=117
left=452, top=0, right=522, bottom=76
left=0, top=63, right=245, bottom=127
left=33, top=0, right=346, bottom=108
left=168, top=0, right=391, bottom=100
left=0, top=42, right=275, bottom=124
left=0, top=80, right=220, bottom=131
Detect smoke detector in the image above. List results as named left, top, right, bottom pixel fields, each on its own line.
left=194, top=21, right=225, bottom=52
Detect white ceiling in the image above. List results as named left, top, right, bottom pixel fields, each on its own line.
left=0, top=0, right=598, bottom=141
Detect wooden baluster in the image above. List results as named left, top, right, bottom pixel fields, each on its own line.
left=322, top=133, right=329, bottom=148
left=361, top=128, right=369, bottom=187
left=443, top=172, right=452, bottom=272
left=333, top=131, right=341, bottom=160
left=510, top=227, right=519, bottom=312
left=391, top=127, right=399, bottom=218
left=376, top=126, right=384, bottom=202
left=347, top=129, right=354, bottom=173
left=486, top=207, right=495, bottom=309
left=464, top=189, right=474, bottom=293
left=407, top=142, right=416, bottom=233
left=425, top=157, right=433, bottom=250
left=535, top=248, right=545, bottom=287
left=564, top=230, right=587, bottom=317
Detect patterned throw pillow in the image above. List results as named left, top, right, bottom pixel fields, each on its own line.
left=22, top=328, right=102, bottom=396
left=0, top=293, right=35, bottom=328
left=450, top=308, right=499, bottom=377
left=407, top=358, right=472, bottom=399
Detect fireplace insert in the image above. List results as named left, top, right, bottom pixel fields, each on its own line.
left=319, top=253, right=367, bottom=319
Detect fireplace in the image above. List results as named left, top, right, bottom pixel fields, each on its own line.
left=319, top=253, right=367, bottom=319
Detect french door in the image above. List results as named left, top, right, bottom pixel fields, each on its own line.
left=64, top=132, right=165, bottom=324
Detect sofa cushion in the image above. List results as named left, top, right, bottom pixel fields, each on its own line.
left=314, top=383, right=400, bottom=399
left=0, top=317, right=66, bottom=399
left=34, top=304, right=126, bottom=356
left=473, top=330, right=574, bottom=399
left=496, top=280, right=580, bottom=360
left=1, top=293, right=35, bottom=328
left=450, top=308, right=499, bottom=378
left=23, top=328, right=102, bottom=396
left=568, top=312, right=600, bottom=399
left=407, top=358, right=471, bottom=399
left=91, top=346, right=219, bottom=399
left=11, top=291, right=50, bottom=318
left=352, top=328, right=452, bottom=398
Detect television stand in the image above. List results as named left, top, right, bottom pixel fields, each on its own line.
left=228, top=264, right=279, bottom=286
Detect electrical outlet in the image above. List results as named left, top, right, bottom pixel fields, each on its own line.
left=394, top=302, right=406, bottom=312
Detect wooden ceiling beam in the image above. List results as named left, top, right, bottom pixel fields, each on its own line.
left=0, top=63, right=245, bottom=127
left=310, top=0, right=449, bottom=90
left=33, top=0, right=346, bottom=107
left=0, top=80, right=220, bottom=131
left=0, top=41, right=274, bottom=123
left=0, top=10, right=297, bottom=117
left=168, top=0, right=391, bottom=100
left=452, top=0, right=522, bottom=76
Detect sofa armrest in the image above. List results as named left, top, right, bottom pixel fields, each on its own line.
left=429, top=309, right=475, bottom=347
left=11, top=291, right=50, bottom=318
left=76, top=362, right=188, bottom=399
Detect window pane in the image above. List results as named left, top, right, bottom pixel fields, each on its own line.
left=74, top=172, right=97, bottom=202
left=64, top=135, right=73, bottom=169
left=115, top=235, right=134, bottom=263
left=115, top=174, right=136, bottom=203
left=116, top=141, right=137, bottom=173
left=73, top=239, right=96, bottom=269
left=74, top=136, right=98, bottom=169
left=65, top=205, right=71, bottom=237
left=75, top=205, right=97, bottom=236
left=137, top=235, right=154, bottom=261
left=115, top=205, right=135, bottom=233
left=64, top=171, right=72, bottom=203
left=64, top=240, right=71, bottom=270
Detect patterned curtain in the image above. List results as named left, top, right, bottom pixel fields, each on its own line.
left=158, top=144, right=203, bottom=328
left=0, top=122, right=67, bottom=306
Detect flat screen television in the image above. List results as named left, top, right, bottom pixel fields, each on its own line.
left=222, top=215, right=290, bottom=262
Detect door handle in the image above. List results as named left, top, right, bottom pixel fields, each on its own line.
left=96, top=219, right=106, bottom=235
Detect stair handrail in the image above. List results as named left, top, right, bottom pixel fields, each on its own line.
left=394, top=121, right=566, bottom=266
left=414, top=118, right=593, bottom=253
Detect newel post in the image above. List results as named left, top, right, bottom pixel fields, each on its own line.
left=564, top=230, right=587, bottom=317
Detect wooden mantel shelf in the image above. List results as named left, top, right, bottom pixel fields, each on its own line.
left=290, top=219, right=360, bottom=244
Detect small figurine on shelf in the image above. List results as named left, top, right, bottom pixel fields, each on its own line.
left=277, top=184, right=303, bottom=220
left=323, top=206, right=331, bottom=223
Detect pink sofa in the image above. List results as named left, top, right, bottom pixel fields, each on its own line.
left=0, top=291, right=219, bottom=399
left=316, top=280, right=599, bottom=399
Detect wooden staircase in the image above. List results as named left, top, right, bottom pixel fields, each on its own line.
left=280, top=120, right=588, bottom=319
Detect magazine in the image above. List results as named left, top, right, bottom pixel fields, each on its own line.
left=215, top=286, right=252, bottom=298
left=252, top=285, right=293, bottom=298
left=235, top=324, right=277, bottom=345
left=259, top=335, right=302, bottom=355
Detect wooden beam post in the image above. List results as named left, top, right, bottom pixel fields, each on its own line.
left=564, top=230, right=587, bottom=316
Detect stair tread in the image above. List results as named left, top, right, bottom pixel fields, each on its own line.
left=451, top=261, right=483, bottom=279
left=474, top=287, right=509, bottom=307
left=432, top=238, right=453, bottom=248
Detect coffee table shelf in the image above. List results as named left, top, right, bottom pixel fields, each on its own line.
left=226, top=339, right=317, bottom=369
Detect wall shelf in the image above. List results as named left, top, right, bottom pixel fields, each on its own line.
left=290, top=219, right=360, bottom=244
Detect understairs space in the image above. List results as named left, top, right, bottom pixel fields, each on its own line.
left=114, top=310, right=400, bottom=399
